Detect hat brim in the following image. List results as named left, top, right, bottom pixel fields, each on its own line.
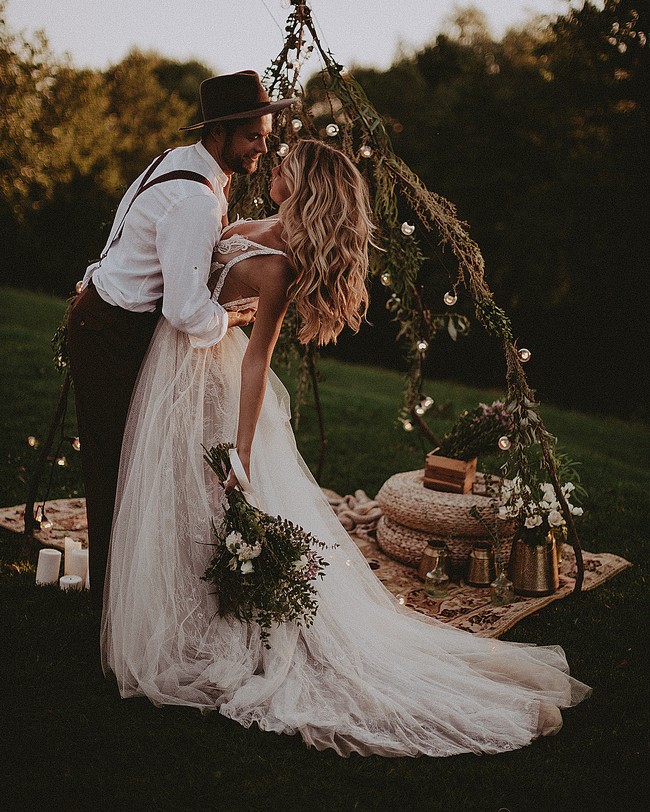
left=179, top=97, right=297, bottom=131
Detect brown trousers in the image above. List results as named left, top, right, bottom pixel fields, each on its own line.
left=67, top=282, right=160, bottom=610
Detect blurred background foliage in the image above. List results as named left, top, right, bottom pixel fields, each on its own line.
left=1, top=0, right=647, bottom=418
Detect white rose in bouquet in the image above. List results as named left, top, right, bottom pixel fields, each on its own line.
left=226, top=531, right=244, bottom=554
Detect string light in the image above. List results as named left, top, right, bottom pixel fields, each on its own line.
left=72, top=437, right=81, bottom=452
left=359, top=144, right=373, bottom=158
left=517, top=347, right=532, bottom=363
left=415, top=405, right=425, bottom=416
left=403, top=420, right=415, bottom=432
left=443, top=291, right=457, bottom=306
left=27, top=436, right=38, bottom=447
left=291, top=118, right=303, bottom=132
left=498, top=436, right=512, bottom=451
left=417, top=340, right=429, bottom=352
left=380, top=272, right=392, bottom=286
left=325, top=123, right=340, bottom=137
left=55, top=456, right=67, bottom=467
left=253, top=197, right=263, bottom=207
left=276, top=143, right=289, bottom=157
left=401, top=222, right=415, bottom=236
left=423, top=396, right=434, bottom=409
left=36, top=504, right=53, bottom=531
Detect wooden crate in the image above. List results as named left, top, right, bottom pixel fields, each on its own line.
left=424, top=450, right=477, bottom=494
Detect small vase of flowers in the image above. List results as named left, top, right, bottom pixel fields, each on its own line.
left=499, top=478, right=584, bottom=595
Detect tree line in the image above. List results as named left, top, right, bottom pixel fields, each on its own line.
left=1, top=1, right=647, bottom=418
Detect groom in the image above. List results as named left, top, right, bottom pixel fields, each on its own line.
left=67, top=71, right=295, bottom=610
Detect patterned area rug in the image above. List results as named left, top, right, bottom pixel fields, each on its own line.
left=1, top=497, right=632, bottom=638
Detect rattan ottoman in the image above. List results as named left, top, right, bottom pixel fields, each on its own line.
left=375, top=470, right=515, bottom=572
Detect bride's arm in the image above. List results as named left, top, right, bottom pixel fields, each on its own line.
left=229, top=255, right=293, bottom=487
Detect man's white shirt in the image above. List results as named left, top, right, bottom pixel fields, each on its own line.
left=82, top=142, right=229, bottom=348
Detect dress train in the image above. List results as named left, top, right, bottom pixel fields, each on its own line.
left=101, top=320, right=591, bottom=757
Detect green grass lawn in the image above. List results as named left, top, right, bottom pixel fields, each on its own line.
left=1, top=287, right=648, bottom=811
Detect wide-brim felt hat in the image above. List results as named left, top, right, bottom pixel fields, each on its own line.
left=180, top=70, right=296, bottom=131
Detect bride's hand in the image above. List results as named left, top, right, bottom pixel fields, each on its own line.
left=223, top=469, right=239, bottom=496
left=227, top=308, right=256, bottom=328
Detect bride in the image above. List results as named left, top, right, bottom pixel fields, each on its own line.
left=101, top=139, right=590, bottom=758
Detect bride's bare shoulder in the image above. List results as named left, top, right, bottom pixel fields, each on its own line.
left=224, top=217, right=286, bottom=253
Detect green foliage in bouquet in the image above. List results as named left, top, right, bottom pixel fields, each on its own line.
left=202, top=444, right=332, bottom=648
left=437, top=400, right=515, bottom=461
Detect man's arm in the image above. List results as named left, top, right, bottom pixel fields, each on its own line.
left=156, top=194, right=252, bottom=345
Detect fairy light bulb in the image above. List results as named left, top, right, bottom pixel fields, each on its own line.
left=423, top=396, right=434, bottom=409
left=403, top=420, right=414, bottom=432
left=72, top=437, right=81, bottom=452
left=27, top=436, right=38, bottom=447
left=443, top=291, right=457, bottom=306
left=325, top=123, right=340, bottom=137
left=75, top=281, right=83, bottom=294
left=253, top=197, right=263, bottom=207
left=401, top=222, right=415, bottom=236
left=56, top=456, right=67, bottom=467
left=380, top=272, right=392, bottom=286
left=360, top=144, right=373, bottom=158
left=498, top=436, right=512, bottom=451
left=276, top=143, right=289, bottom=157
left=417, top=340, right=429, bottom=352
left=291, top=118, right=303, bottom=132
left=517, top=347, right=532, bottom=363
left=40, top=513, right=53, bottom=530
left=415, top=405, right=425, bottom=416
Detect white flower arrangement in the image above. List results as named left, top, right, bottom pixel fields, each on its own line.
left=498, top=477, right=584, bottom=542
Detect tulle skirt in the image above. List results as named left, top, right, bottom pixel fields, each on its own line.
left=101, top=321, right=591, bottom=757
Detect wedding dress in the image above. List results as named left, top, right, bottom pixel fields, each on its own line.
left=101, top=232, right=591, bottom=758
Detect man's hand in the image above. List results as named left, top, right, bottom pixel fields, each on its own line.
left=227, top=307, right=256, bottom=328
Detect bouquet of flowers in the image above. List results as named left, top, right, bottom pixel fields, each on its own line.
left=202, top=444, right=331, bottom=648
left=437, top=400, right=515, bottom=461
left=498, top=477, right=584, bottom=543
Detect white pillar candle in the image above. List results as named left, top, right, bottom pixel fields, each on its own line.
left=59, top=574, right=83, bottom=591
left=35, top=549, right=61, bottom=585
left=64, top=537, right=83, bottom=575
left=68, top=548, right=88, bottom=585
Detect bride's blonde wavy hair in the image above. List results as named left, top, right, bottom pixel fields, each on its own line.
left=278, top=140, right=373, bottom=345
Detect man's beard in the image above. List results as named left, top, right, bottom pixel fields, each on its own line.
left=223, top=139, right=259, bottom=175
left=232, top=155, right=260, bottom=175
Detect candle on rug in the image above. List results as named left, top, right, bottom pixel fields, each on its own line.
left=59, top=575, right=83, bottom=591
left=35, top=549, right=61, bottom=585
left=64, top=537, right=82, bottom=575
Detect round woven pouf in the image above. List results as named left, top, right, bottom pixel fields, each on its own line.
left=376, top=515, right=513, bottom=571
left=374, top=469, right=515, bottom=573
left=376, top=470, right=513, bottom=537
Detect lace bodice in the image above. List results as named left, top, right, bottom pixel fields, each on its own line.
left=209, top=227, right=286, bottom=311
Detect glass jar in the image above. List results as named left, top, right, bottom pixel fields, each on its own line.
left=490, top=571, right=515, bottom=606
left=424, top=549, right=450, bottom=598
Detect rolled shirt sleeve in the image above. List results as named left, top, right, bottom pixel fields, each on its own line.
left=156, top=194, right=228, bottom=348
